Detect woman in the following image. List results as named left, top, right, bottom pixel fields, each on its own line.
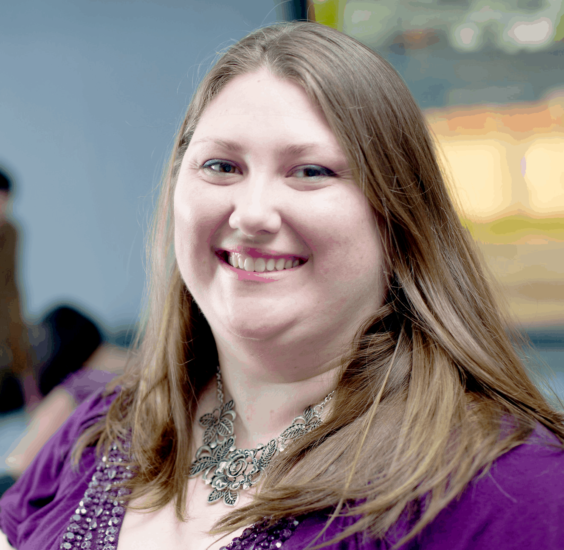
left=1, top=21, right=563, bottom=550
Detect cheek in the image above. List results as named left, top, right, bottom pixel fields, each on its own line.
left=174, top=180, right=223, bottom=244
left=309, top=197, right=383, bottom=285
left=173, top=185, right=214, bottom=283
left=174, top=187, right=197, bottom=259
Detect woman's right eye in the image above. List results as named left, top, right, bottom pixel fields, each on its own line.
left=201, top=160, right=241, bottom=175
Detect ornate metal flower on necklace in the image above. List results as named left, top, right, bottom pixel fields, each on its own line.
left=189, top=366, right=335, bottom=506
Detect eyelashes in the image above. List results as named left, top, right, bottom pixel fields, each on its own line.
left=291, top=165, right=336, bottom=179
left=200, top=159, right=337, bottom=180
left=202, top=160, right=241, bottom=175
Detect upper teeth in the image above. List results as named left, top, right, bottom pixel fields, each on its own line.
left=226, top=252, right=302, bottom=272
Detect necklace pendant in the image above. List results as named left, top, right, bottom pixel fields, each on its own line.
left=189, top=367, right=334, bottom=506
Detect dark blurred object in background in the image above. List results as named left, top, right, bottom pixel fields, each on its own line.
left=275, top=0, right=309, bottom=22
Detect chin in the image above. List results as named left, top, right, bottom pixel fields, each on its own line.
left=218, top=311, right=296, bottom=342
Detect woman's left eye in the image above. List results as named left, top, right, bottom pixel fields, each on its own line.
left=291, top=165, right=336, bottom=179
left=201, top=160, right=241, bottom=174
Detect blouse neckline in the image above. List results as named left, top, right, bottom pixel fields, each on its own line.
left=58, top=441, right=300, bottom=550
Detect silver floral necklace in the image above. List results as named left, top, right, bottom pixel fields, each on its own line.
left=189, top=366, right=334, bottom=506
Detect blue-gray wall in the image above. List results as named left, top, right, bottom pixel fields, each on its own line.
left=0, top=0, right=279, bottom=336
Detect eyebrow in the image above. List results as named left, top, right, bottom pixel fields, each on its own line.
left=189, top=137, right=325, bottom=157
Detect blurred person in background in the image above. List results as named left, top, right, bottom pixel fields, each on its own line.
left=0, top=164, right=130, bottom=498
left=0, top=305, right=128, bottom=497
left=0, top=168, right=32, bottom=413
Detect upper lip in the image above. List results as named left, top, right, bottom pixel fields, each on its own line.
left=214, top=246, right=309, bottom=261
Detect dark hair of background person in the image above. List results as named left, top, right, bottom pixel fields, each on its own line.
left=71, top=21, right=564, bottom=548
left=0, top=170, right=11, bottom=193
left=35, top=305, right=103, bottom=396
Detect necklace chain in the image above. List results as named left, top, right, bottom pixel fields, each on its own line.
left=189, top=366, right=334, bottom=506
left=215, top=366, right=225, bottom=404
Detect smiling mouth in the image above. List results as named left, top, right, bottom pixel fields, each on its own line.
left=216, top=250, right=308, bottom=273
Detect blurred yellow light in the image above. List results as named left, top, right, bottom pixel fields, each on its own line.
left=524, top=138, right=564, bottom=214
left=439, top=140, right=511, bottom=220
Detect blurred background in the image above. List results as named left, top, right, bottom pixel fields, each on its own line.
left=308, top=0, right=564, bottom=397
left=0, top=0, right=562, bottom=483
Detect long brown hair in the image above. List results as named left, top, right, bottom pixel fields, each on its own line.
left=73, top=21, right=564, bottom=547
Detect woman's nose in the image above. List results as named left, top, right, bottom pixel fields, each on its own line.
left=228, top=176, right=282, bottom=237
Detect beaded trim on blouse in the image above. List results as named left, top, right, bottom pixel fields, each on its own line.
left=59, top=443, right=300, bottom=550
left=59, top=442, right=133, bottom=550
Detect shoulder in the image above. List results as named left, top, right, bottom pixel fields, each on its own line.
left=0, top=386, right=120, bottom=549
left=37, top=384, right=120, bottom=452
left=68, top=382, right=120, bottom=424
left=461, top=424, right=564, bottom=511
left=417, top=424, right=564, bottom=549
left=285, top=426, right=564, bottom=550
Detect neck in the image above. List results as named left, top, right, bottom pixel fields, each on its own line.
left=197, top=330, right=344, bottom=450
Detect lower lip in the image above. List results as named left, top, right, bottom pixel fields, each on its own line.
left=216, top=253, right=303, bottom=283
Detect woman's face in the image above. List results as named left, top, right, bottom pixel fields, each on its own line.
left=174, top=69, right=386, bottom=349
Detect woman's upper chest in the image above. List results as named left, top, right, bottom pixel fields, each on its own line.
left=55, top=443, right=301, bottom=550
left=116, top=478, right=250, bottom=550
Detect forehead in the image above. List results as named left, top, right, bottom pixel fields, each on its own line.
left=204, top=69, right=320, bottom=117
left=189, top=70, right=343, bottom=154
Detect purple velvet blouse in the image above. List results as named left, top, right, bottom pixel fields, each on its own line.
left=1, top=387, right=564, bottom=549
